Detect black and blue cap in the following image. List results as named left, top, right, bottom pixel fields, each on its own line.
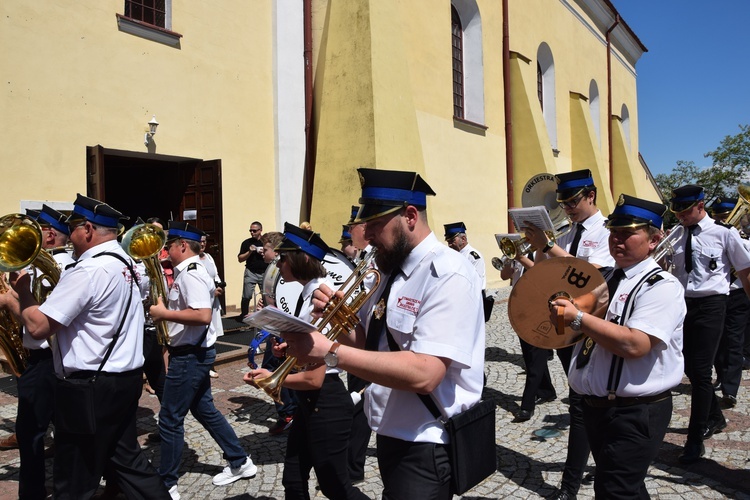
left=555, top=169, right=595, bottom=203
left=166, top=221, right=203, bottom=242
left=37, top=204, right=70, bottom=235
left=709, top=197, right=737, bottom=216
left=347, top=205, right=360, bottom=226
left=443, top=222, right=466, bottom=240
left=669, top=184, right=704, bottom=213
left=339, top=225, right=352, bottom=244
left=25, top=208, right=41, bottom=219
left=354, top=168, right=436, bottom=223
left=67, top=194, right=126, bottom=229
left=606, top=194, right=666, bottom=229
left=276, top=222, right=330, bottom=261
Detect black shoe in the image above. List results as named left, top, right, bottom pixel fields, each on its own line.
left=581, top=472, right=595, bottom=484
left=535, top=395, right=556, bottom=405
left=678, top=440, right=705, bottom=464
left=514, top=409, right=533, bottom=422
left=147, top=432, right=161, bottom=442
left=702, top=414, right=727, bottom=439
left=546, top=488, right=576, bottom=500
left=743, top=357, right=750, bottom=370
left=722, top=394, right=737, bottom=408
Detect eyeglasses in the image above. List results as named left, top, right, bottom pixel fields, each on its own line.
left=68, top=221, right=87, bottom=232
left=558, top=194, right=585, bottom=209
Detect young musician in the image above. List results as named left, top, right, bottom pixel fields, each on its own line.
left=245, top=223, right=368, bottom=499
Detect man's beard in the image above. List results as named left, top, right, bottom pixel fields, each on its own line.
left=374, top=224, right=412, bottom=275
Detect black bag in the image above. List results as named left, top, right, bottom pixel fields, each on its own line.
left=482, top=290, right=494, bottom=322
left=55, top=376, right=98, bottom=434
left=443, top=399, right=497, bottom=494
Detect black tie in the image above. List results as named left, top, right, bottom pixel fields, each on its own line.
left=577, top=268, right=625, bottom=369
left=685, top=225, right=698, bottom=273
left=294, top=295, right=304, bottom=317
left=364, top=269, right=400, bottom=351
left=569, top=223, right=586, bottom=257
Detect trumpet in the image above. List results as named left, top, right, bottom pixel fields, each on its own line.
left=254, top=252, right=381, bottom=403
left=0, top=214, right=63, bottom=375
left=497, top=221, right=572, bottom=261
left=121, top=223, right=171, bottom=345
left=652, top=225, right=685, bottom=273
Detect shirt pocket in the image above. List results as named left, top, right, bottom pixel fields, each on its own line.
left=696, top=246, right=722, bottom=272
left=386, top=309, right=416, bottom=348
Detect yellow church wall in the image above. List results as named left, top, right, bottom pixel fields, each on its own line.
left=1, top=1, right=276, bottom=304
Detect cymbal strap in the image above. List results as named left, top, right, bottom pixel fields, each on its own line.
left=556, top=306, right=566, bottom=335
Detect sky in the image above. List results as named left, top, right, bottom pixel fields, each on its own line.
left=611, top=0, right=750, bottom=176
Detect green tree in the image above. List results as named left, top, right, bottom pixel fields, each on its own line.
left=655, top=124, right=750, bottom=227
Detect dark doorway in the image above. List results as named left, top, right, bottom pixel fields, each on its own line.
left=86, top=146, right=225, bottom=309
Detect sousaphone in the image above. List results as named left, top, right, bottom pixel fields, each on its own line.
left=508, top=257, right=608, bottom=349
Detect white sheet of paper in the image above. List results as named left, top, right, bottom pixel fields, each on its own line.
left=509, top=206, right=554, bottom=232
left=242, top=307, right=317, bottom=335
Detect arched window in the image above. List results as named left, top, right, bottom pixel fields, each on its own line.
left=621, top=104, right=631, bottom=149
left=589, top=80, right=601, bottom=146
left=452, top=6, right=464, bottom=119
left=537, top=43, right=557, bottom=150
left=451, top=0, right=484, bottom=124
left=537, top=62, right=543, bottom=110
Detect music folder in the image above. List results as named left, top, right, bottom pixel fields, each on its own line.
left=508, top=206, right=554, bottom=232
left=242, top=307, right=317, bottom=335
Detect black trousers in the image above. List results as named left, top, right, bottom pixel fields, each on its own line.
left=143, top=327, right=165, bottom=401
left=584, top=396, right=672, bottom=499
left=346, top=374, right=371, bottom=481
left=683, top=295, right=727, bottom=441
left=282, top=374, right=368, bottom=500
left=557, top=346, right=591, bottom=495
left=16, top=351, right=56, bottom=500
left=53, top=368, right=169, bottom=500
left=715, top=289, right=750, bottom=398
left=377, top=434, right=452, bottom=500
left=519, top=339, right=556, bottom=411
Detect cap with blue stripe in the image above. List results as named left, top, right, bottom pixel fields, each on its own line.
left=606, top=194, right=666, bottom=229
left=443, top=222, right=467, bottom=240
left=167, top=221, right=203, bottom=242
left=354, top=168, right=436, bottom=223
left=67, top=194, right=124, bottom=228
left=37, top=204, right=70, bottom=235
left=555, top=169, right=595, bottom=202
left=276, top=222, right=330, bottom=261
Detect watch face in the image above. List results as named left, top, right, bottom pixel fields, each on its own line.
left=324, top=352, right=338, bottom=368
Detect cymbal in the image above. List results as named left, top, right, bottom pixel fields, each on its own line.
left=508, top=257, right=608, bottom=349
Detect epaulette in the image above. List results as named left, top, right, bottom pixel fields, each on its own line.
left=715, top=220, right=733, bottom=229
left=470, top=251, right=480, bottom=260
left=646, top=273, right=664, bottom=286
left=187, top=262, right=198, bottom=271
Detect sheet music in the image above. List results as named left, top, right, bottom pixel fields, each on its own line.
left=242, top=306, right=317, bottom=335
left=509, top=206, right=554, bottom=232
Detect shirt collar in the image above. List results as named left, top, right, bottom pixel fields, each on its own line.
left=620, top=256, right=655, bottom=280
left=400, top=232, right=439, bottom=279
left=579, top=210, right=605, bottom=231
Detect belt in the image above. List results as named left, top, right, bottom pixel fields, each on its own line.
left=167, top=345, right=212, bottom=357
left=584, top=390, right=671, bottom=408
left=65, top=368, right=141, bottom=379
left=729, top=288, right=745, bottom=296
left=27, top=348, right=53, bottom=362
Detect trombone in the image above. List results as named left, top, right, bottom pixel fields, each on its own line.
left=121, top=223, right=171, bottom=345
left=253, top=252, right=381, bottom=403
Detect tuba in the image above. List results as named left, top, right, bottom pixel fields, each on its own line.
left=0, top=214, right=63, bottom=376
left=253, top=252, right=381, bottom=403
left=121, top=223, right=170, bottom=345
left=725, top=184, right=750, bottom=234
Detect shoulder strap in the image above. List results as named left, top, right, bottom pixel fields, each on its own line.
left=385, top=327, right=444, bottom=421
left=605, top=267, right=663, bottom=398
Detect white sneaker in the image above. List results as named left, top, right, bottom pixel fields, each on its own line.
left=209, top=369, right=219, bottom=378
left=168, top=485, right=180, bottom=500
left=212, top=456, right=257, bottom=486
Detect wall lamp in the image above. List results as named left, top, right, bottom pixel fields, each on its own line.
left=144, top=115, right=159, bottom=146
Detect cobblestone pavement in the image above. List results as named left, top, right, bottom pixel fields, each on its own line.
left=1, top=287, right=749, bottom=498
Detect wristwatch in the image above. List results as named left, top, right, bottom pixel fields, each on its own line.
left=570, top=310, right=585, bottom=332
left=541, top=240, right=555, bottom=253
left=324, top=341, right=341, bottom=368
